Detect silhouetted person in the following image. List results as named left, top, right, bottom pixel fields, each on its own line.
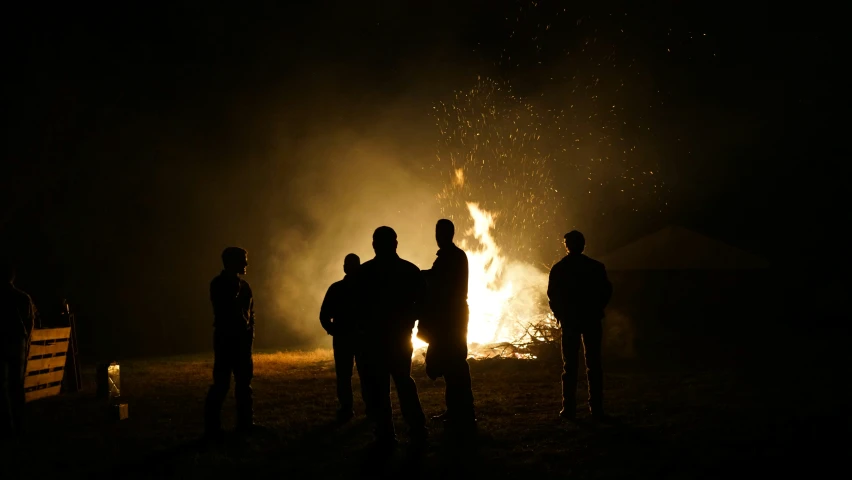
left=0, top=260, right=34, bottom=437
left=421, top=219, right=476, bottom=427
left=354, top=226, right=427, bottom=449
left=204, top=247, right=256, bottom=437
left=320, top=253, right=364, bottom=422
left=547, top=231, right=612, bottom=420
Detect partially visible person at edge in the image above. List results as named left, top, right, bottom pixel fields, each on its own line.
left=320, top=253, right=365, bottom=423
left=203, top=247, right=257, bottom=439
left=0, top=260, right=35, bottom=437
left=547, top=231, right=613, bottom=420
left=419, top=219, right=476, bottom=429
left=353, top=226, right=428, bottom=451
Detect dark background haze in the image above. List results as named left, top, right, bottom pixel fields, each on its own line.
left=3, top=1, right=843, bottom=359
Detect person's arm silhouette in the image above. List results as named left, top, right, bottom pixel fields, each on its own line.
left=319, top=283, right=337, bottom=336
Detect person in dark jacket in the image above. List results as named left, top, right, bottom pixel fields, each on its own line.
left=204, top=247, right=256, bottom=437
left=0, top=260, right=34, bottom=437
left=354, top=226, right=427, bottom=449
left=320, top=253, right=363, bottom=422
left=547, top=231, right=612, bottom=420
left=420, top=219, right=476, bottom=427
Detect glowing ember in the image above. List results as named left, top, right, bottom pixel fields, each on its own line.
left=433, top=77, right=563, bottom=264
left=413, top=202, right=552, bottom=358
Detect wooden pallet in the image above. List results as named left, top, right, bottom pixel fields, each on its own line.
left=25, top=327, right=71, bottom=402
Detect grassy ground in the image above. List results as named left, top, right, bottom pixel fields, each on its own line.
left=3, top=328, right=850, bottom=479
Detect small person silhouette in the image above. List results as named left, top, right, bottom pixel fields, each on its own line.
left=319, top=253, right=364, bottom=422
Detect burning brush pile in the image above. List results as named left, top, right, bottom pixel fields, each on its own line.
left=422, top=78, right=567, bottom=360
left=412, top=202, right=561, bottom=360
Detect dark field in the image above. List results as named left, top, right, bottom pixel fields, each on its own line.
left=3, top=326, right=849, bottom=479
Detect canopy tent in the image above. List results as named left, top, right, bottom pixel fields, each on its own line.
left=599, top=226, right=770, bottom=271
left=599, top=227, right=774, bottom=361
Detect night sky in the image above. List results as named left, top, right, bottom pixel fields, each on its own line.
left=3, top=1, right=843, bottom=358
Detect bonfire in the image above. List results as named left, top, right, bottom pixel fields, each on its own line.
left=413, top=202, right=559, bottom=359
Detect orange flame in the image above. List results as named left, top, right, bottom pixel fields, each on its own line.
left=413, top=203, right=550, bottom=357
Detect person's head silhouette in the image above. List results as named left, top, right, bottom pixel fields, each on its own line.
left=435, top=219, right=455, bottom=248
left=221, top=247, right=249, bottom=275
left=372, top=226, right=398, bottom=256
left=343, top=253, right=360, bottom=275
left=564, top=231, right=585, bottom=255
